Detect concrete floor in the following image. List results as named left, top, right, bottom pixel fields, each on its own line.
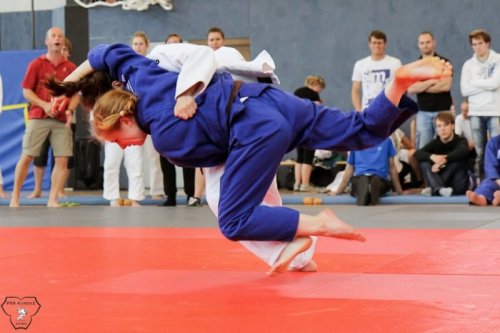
left=1, top=204, right=498, bottom=229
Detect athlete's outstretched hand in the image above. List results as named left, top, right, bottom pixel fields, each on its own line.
left=174, top=95, right=198, bottom=120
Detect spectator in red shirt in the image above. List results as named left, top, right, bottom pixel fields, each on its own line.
left=10, top=27, right=80, bottom=207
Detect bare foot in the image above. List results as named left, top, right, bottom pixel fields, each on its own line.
left=492, top=190, right=500, bottom=206
left=47, top=200, right=61, bottom=208
left=0, top=190, right=9, bottom=199
left=290, top=260, right=318, bottom=273
left=130, top=200, right=141, bottom=207
left=9, top=199, right=20, bottom=208
left=110, top=199, right=121, bottom=207
left=58, top=191, right=66, bottom=199
left=319, top=208, right=366, bottom=241
left=27, top=191, right=42, bottom=199
left=395, top=56, right=452, bottom=88
left=267, top=236, right=313, bottom=277
left=467, top=190, right=488, bottom=206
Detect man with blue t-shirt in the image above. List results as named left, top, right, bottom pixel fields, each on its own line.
left=330, top=138, right=403, bottom=206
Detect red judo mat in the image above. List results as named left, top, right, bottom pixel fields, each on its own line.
left=0, top=227, right=499, bottom=333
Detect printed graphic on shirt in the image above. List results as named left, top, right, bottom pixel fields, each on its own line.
left=362, top=69, right=390, bottom=107
left=476, top=63, right=496, bottom=78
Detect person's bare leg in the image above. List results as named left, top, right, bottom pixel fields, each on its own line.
left=301, top=164, right=313, bottom=188
left=130, top=200, right=141, bottom=207
left=466, top=190, right=488, bottom=206
left=492, top=190, right=500, bottom=206
left=267, top=236, right=313, bottom=277
left=27, top=166, right=45, bottom=199
left=47, top=157, right=68, bottom=207
left=294, top=163, right=302, bottom=189
left=57, top=168, right=70, bottom=198
left=194, top=168, right=205, bottom=198
left=0, top=185, right=9, bottom=199
left=10, top=155, right=34, bottom=207
left=296, top=208, right=366, bottom=241
left=385, top=57, right=453, bottom=106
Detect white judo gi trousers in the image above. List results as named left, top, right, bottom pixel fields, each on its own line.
left=204, top=165, right=317, bottom=270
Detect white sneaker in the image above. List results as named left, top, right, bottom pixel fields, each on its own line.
left=438, top=187, right=453, bottom=197
left=300, top=184, right=312, bottom=192
left=421, top=187, right=432, bottom=196
left=293, top=183, right=300, bottom=191
left=187, top=197, right=203, bottom=207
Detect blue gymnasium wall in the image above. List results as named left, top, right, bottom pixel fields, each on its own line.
left=0, top=0, right=500, bottom=116
left=0, top=0, right=499, bottom=115
left=1, top=0, right=499, bottom=111
left=85, top=0, right=500, bottom=112
left=0, top=49, right=49, bottom=191
left=1, top=0, right=498, bottom=188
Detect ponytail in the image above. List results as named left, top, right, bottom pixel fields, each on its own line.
left=93, top=89, right=138, bottom=135
left=45, top=70, right=114, bottom=109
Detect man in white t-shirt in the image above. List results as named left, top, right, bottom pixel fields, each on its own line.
left=352, top=30, right=402, bottom=111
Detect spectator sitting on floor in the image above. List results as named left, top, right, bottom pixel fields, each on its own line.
left=328, top=137, right=403, bottom=206
left=390, top=128, right=424, bottom=190
left=310, top=149, right=347, bottom=189
left=466, top=134, right=500, bottom=206
left=455, top=100, right=478, bottom=188
left=414, top=112, right=469, bottom=197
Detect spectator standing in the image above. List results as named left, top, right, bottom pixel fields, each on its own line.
left=164, top=33, right=182, bottom=44
left=293, top=75, right=325, bottom=192
left=460, top=29, right=500, bottom=179
left=102, top=32, right=148, bottom=207
left=352, top=30, right=401, bottom=111
left=10, top=27, right=79, bottom=207
left=159, top=33, right=196, bottom=206
left=29, top=37, right=76, bottom=199
left=183, top=26, right=246, bottom=207
left=408, top=32, right=453, bottom=149
left=181, top=26, right=248, bottom=206
left=131, top=31, right=164, bottom=200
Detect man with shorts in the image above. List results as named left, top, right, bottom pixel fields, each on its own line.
left=10, top=27, right=79, bottom=207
